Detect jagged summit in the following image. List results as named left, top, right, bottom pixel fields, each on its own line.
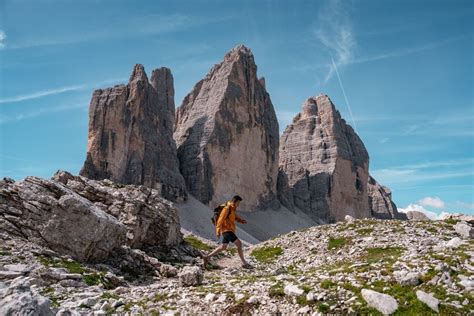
left=80, top=64, right=186, bottom=202
left=129, top=63, right=148, bottom=82
left=174, top=45, right=279, bottom=211
left=278, top=94, right=370, bottom=222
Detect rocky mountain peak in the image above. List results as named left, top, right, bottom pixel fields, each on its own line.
left=278, top=95, right=370, bottom=222
left=80, top=64, right=186, bottom=202
left=129, top=63, right=148, bottom=82
left=174, top=45, right=280, bottom=210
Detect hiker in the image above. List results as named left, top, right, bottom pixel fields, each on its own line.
left=203, top=195, right=253, bottom=269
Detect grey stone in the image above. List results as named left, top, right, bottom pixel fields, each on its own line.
left=52, top=170, right=183, bottom=250
left=284, top=284, right=304, bottom=297
left=361, top=289, right=398, bottom=315
left=454, top=222, right=473, bottom=239
left=416, top=290, right=439, bottom=312
left=0, top=277, right=54, bottom=316
left=0, top=175, right=127, bottom=262
left=178, top=266, right=203, bottom=286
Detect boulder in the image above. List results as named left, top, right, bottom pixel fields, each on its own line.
left=394, top=271, right=420, bottom=286
left=80, top=64, right=186, bottom=202
left=53, top=170, right=183, bottom=250
left=416, top=290, right=439, bottom=312
left=277, top=95, right=371, bottom=222
left=361, top=289, right=398, bottom=315
left=284, top=284, right=304, bottom=297
left=446, top=237, right=463, bottom=248
left=454, top=222, right=473, bottom=239
left=0, top=277, right=54, bottom=316
left=0, top=175, right=126, bottom=262
left=174, top=45, right=280, bottom=211
left=179, top=266, right=203, bottom=286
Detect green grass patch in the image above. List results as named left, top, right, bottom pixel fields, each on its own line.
left=356, top=228, right=374, bottom=235
left=362, top=247, right=404, bottom=264
left=444, top=218, right=460, bottom=225
left=327, top=237, right=349, bottom=250
left=36, top=255, right=86, bottom=274
left=318, top=303, right=330, bottom=313
left=250, top=246, right=283, bottom=263
left=184, top=235, right=214, bottom=252
left=268, top=281, right=285, bottom=298
left=101, top=292, right=120, bottom=300
left=320, top=279, right=336, bottom=289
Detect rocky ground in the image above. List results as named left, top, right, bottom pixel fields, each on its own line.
left=1, top=217, right=473, bottom=315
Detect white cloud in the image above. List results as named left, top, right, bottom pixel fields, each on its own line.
left=398, top=204, right=441, bottom=220
left=0, top=30, right=6, bottom=48
left=0, top=103, right=87, bottom=125
left=419, top=196, right=445, bottom=209
left=0, top=85, right=85, bottom=104
left=314, top=0, right=355, bottom=83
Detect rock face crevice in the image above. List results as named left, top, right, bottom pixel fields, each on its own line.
left=277, top=95, right=370, bottom=222
left=80, top=64, right=186, bottom=202
left=174, top=45, right=280, bottom=210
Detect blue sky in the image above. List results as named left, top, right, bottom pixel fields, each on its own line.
left=0, top=0, right=473, bottom=217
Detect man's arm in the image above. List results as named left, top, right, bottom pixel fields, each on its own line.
left=235, top=214, right=247, bottom=224
left=216, top=205, right=230, bottom=236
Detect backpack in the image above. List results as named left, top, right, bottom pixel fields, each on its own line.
left=211, top=203, right=230, bottom=226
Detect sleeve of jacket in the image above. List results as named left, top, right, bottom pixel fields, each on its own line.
left=216, top=205, right=230, bottom=235
left=235, top=214, right=245, bottom=223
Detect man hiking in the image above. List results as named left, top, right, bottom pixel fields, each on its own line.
left=203, top=195, right=253, bottom=269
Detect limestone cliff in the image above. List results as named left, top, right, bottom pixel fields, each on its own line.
left=277, top=95, right=370, bottom=222
left=174, top=45, right=279, bottom=210
left=80, top=64, right=186, bottom=202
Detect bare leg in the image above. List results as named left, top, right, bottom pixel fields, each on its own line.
left=203, top=243, right=228, bottom=268
left=234, top=239, right=247, bottom=264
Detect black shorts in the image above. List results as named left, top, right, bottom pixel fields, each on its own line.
left=221, top=231, right=238, bottom=244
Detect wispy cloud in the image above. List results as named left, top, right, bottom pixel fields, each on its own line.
left=314, top=0, right=355, bottom=83
left=0, top=103, right=88, bottom=125
left=371, top=158, right=474, bottom=186
left=4, top=14, right=234, bottom=50
left=0, top=30, right=6, bottom=48
left=351, top=33, right=472, bottom=65
left=331, top=58, right=358, bottom=132
left=0, top=85, right=86, bottom=104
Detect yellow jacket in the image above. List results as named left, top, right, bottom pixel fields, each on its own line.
left=216, top=201, right=245, bottom=236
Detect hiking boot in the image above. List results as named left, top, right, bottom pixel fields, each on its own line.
left=242, top=262, right=254, bottom=269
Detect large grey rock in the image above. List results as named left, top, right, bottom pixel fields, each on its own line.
left=454, top=221, right=473, bottom=239
left=277, top=95, right=371, bottom=222
left=368, top=175, right=403, bottom=219
left=0, top=175, right=126, bottom=262
left=0, top=277, right=54, bottom=316
left=53, top=170, right=183, bottom=249
left=80, top=64, right=186, bottom=202
left=361, top=289, right=398, bottom=315
left=416, top=290, right=439, bottom=312
left=284, top=284, right=304, bottom=297
left=178, top=266, right=203, bottom=286
left=174, top=45, right=280, bottom=211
